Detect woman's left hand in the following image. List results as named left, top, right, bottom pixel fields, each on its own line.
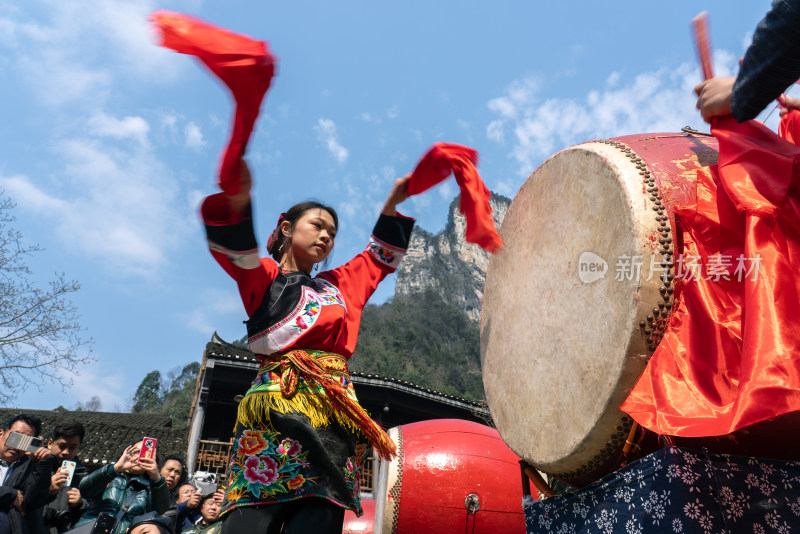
left=138, top=456, right=161, bottom=482
left=382, top=174, right=411, bottom=216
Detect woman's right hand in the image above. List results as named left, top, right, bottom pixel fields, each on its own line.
left=114, top=445, right=137, bottom=473
left=227, top=158, right=252, bottom=214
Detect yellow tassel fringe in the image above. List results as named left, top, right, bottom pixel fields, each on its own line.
left=236, top=390, right=363, bottom=435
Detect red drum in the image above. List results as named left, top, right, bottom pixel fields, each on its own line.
left=343, top=499, right=375, bottom=534
left=374, top=419, right=526, bottom=534
left=481, top=133, right=715, bottom=486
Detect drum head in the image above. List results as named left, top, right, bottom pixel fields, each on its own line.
left=481, top=142, right=659, bottom=476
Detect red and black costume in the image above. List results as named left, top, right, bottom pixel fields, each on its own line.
left=202, top=193, right=413, bottom=517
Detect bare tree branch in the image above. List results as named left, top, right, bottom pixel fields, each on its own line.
left=0, top=190, right=94, bottom=406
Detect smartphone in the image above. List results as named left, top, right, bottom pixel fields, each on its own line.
left=5, top=432, right=44, bottom=453
left=60, top=460, right=77, bottom=486
left=138, top=437, right=157, bottom=463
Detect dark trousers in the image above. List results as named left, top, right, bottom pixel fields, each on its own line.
left=221, top=498, right=345, bottom=534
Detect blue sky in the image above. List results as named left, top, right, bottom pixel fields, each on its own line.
left=0, top=0, right=781, bottom=411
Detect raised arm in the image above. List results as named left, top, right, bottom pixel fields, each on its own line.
left=695, top=0, right=800, bottom=123
left=320, top=175, right=414, bottom=315
left=732, top=0, right=800, bottom=122
left=202, top=159, right=277, bottom=316
left=381, top=174, right=411, bottom=216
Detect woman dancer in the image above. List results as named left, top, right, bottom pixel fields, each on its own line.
left=202, top=159, right=413, bottom=533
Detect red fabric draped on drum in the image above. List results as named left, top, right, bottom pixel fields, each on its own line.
left=408, top=143, right=503, bottom=253
left=621, top=116, right=800, bottom=437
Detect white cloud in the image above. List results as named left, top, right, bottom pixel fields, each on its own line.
left=0, top=111, right=194, bottom=277
left=358, top=112, right=381, bottom=124
left=410, top=194, right=432, bottom=211
left=314, top=118, right=349, bottom=164
left=437, top=181, right=456, bottom=200
left=182, top=289, right=244, bottom=334
left=487, top=119, right=505, bottom=143
left=387, top=105, right=399, bottom=119
left=69, top=360, right=127, bottom=411
left=486, top=53, right=738, bottom=179
left=162, top=113, right=177, bottom=129
left=88, top=110, right=150, bottom=146
left=741, top=31, right=753, bottom=54
left=184, top=121, right=207, bottom=149
left=1, top=0, right=182, bottom=108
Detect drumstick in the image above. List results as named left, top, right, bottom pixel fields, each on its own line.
left=622, top=422, right=640, bottom=454
left=692, top=12, right=713, bottom=80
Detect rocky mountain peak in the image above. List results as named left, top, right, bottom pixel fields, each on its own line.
left=395, top=193, right=511, bottom=323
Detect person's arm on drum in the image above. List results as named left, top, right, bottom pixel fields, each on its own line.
left=201, top=159, right=276, bottom=316
left=695, top=0, right=800, bottom=123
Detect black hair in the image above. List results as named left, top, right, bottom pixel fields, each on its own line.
left=52, top=420, right=86, bottom=443
left=162, top=454, right=188, bottom=488
left=267, top=201, right=339, bottom=267
left=2, top=414, right=42, bottom=436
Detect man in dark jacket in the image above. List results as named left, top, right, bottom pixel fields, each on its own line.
left=42, top=421, right=88, bottom=533
left=0, top=415, right=54, bottom=534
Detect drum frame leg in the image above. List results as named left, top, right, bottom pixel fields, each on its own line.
left=520, top=460, right=555, bottom=499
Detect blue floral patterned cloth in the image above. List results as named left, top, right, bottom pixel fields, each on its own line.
left=524, top=447, right=800, bottom=533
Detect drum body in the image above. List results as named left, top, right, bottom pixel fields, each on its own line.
left=374, top=419, right=526, bottom=534
left=480, top=133, right=718, bottom=485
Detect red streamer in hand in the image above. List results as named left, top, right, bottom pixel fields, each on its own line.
left=408, top=143, right=503, bottom=253
left=150, top=10, right=276, bottom=195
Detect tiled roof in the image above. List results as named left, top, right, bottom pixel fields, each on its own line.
left=206, top=332, right=260, bottom=364
left=0, top=408, right=189, bottom=470
left=206, top=334, right=488, bottom=410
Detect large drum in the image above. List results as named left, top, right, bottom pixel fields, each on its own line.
left=374, top=419, right=526, bottom=534
left=480, top=132, right=716, bottom=485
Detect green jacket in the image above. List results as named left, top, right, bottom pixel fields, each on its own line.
left=76, top=464, right=171, bottom=534
left=182, top=520, right=222, bottom=534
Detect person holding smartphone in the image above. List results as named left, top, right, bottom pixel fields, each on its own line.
left=0, top=414, right=54, bottom=534
left=74, top=439, right=170, bottom=534
left=42, top=421, right=87, bottom=534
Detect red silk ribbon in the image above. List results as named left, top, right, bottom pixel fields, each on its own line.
left=150, top=10, right=276, bottom=195
left=408, top=143, right=503, bottom=253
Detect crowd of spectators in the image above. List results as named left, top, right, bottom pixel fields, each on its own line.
left=0, top=414, right=222, bottom=534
